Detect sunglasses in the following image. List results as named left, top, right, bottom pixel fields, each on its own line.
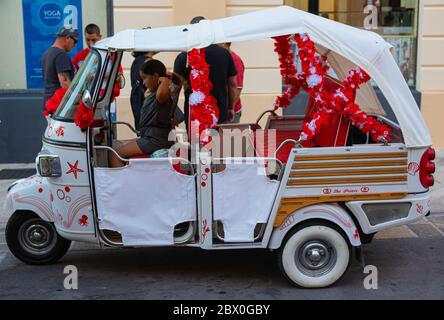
left=69, top=36, right=78, bottom=45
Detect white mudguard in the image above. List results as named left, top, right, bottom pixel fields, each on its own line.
left=4, top=175, right=54, bottom=222
left=268, top=203, right=361, bottom=249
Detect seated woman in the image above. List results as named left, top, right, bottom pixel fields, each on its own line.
left=109, top=59, right=180, bottom=167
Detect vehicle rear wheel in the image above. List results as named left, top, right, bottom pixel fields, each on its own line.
left=5, top=211, right=71, bottom=265
left=278, top=223, right=351, bottom=288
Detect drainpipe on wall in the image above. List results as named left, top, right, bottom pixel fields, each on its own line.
left=106, top=0, right=114, bottom=37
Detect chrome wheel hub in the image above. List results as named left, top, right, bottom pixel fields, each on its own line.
left=18, top=219, right=56, bottom=255
left=296, top=240, right=337, bottom=277
left=303, top=243, right=329, bottom=269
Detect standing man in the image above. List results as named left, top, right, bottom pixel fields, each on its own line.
left=72, top=24, right=102, bottom=71
left=219, top=42, right=245, bottom=123
left=40, top=27, right=77, bottom=110
left=174, top=16, right=238, bottom=128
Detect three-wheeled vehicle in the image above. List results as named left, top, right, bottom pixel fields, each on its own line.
left=4, top=6, right=435, bottom=288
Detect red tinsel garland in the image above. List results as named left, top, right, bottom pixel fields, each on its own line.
left=74, top=101, right=94, bottom=129
left=273, top=33, right=391, bottom=143
left=187, top=48, right=219, bottom=144
left=273, top=35, right=303, bottom=110
left=43, top=87, right=68, bottom=116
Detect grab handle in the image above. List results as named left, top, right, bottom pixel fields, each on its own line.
left=255, top=109, right=277, bottom=127
left=113, top=121, right=140, bottom=135
left=274, top=139, right=302, bottom=158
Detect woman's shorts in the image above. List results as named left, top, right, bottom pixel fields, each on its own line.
left=136, top=137, right=164, bottom=155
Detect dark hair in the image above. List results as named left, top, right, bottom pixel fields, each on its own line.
left=132, top=51, right=148, bottom=58
left=140, top=59, right=166, bottom=77
left=85, top=23, right=101, bottom=35
left=190, top=16, right=205, bottom=24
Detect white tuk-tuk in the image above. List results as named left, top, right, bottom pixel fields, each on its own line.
left=4, top=6, right=436, bottom=288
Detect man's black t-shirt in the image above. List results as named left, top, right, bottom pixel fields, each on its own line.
left=41, top=47, right=74, bottom=109
left=174, top=44, right=237, bottom=125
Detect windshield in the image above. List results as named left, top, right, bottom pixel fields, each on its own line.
left=53, top=51, right=101, bottom=121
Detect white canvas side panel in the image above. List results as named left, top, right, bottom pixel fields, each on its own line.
left=213, top=160, right=279, bottom=242
left=94, top=159, right=196, bottom=246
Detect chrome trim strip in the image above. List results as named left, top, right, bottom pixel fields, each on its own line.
left=42, top=137, right=86, bottom=149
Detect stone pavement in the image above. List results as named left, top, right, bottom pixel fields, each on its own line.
left=1, top=151, right=443, bottom=241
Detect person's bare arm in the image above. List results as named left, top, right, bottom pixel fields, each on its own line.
left=227, top=75, right=238, bottom=121
left=228, top=76, right=238, bottom=109
left=57, top=72, right=71, bottom=88
left=157, top=75, right=172, bottom=104
left=234, top=87, right=242, bottom=106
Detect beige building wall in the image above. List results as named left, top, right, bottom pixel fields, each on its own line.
left=81, top=0, right=108, bottom=40
left=0, top=0, right=26, bottom=89
left=226, top=0, right=283, bottom=125
left=418, top=0, right=444, bottom=149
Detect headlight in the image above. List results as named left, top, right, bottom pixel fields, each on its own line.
left=37, top=155, right=62, bottom=177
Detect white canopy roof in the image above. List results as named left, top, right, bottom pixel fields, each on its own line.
left=96, top=5, right=432, bottom=148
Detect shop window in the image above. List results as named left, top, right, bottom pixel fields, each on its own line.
left=285, top=0, right=418, bottom=86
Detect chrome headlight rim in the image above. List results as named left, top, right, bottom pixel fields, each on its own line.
left=37, top=155, right=62, bottom=178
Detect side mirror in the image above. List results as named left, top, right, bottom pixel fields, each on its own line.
left=117, top=73, right=126, bottom=90
left=81, top=90, right=93, bottom=108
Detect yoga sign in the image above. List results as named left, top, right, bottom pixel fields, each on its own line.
left=22, top=0, right=83, bottom=88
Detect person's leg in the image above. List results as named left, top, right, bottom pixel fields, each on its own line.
left=109, top=140, right=144, bottom=168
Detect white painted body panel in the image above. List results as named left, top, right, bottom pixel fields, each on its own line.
left=4, top=176, right=54, bottom=222
left=4, top=121, right=97, bottom=243
left=407, top=147, right=428, bottom=193
left=44, top=118, right=87, bottom=144
left=268, top=204, right=361, bottom=249
left=346, top=191, right=431, bottom=234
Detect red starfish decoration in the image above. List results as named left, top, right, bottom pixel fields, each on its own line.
left=66, top=160, right=84, bottom=180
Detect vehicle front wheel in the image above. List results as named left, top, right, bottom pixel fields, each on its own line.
left=278, top=223, right=351, bottom=288
left=5, top=211, right=71, bottom=265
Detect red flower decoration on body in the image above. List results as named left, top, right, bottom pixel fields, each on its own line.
left=43, top=87, right=68, bottom=116
left=74, top=101, right=94, bottom=129
left=79, top=214, right=89, bottom=227
left=272, top=35, right=302, bottom=110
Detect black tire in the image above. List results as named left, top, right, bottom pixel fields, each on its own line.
left=277, top=220, right=352, bottom=288
left=5, top=211, right=71, bottom=265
